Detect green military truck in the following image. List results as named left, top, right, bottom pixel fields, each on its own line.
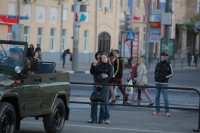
left=0, top=40, right=70, bottom=133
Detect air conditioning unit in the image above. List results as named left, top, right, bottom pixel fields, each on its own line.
left=23, top=0, right=33, bottom=3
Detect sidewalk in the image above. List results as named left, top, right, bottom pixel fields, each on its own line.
left=55, top=59, right=200, bottom=73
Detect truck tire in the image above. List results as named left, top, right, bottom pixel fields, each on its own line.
left=0, top=102, right=16, bottom=133
left=43, top=98, right=66, bottom=133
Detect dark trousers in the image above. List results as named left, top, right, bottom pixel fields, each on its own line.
left=113, top=78, right=129, bottom=101
left=62, top=57, right=65, bottom=68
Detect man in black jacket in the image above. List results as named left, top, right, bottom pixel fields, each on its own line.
left=152, top=52, right=173, bottom=117
left=113, top=50, right=129, bottom=103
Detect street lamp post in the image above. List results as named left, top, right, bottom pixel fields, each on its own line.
left=72, top=0, right=80, bottom=71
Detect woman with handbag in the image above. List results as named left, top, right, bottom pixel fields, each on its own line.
left=89, top=53, right=113, bottom=124
left=131, top=57, right=154, bottom=106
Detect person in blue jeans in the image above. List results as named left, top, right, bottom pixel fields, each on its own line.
left=153, top=52, right=173, bottom=117
left=62, top=49, right=71, bottom=68
left=88, top=53, right=113, bottom=124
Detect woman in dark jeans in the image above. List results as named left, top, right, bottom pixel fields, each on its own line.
left=88, top=53, right=113, bottom=124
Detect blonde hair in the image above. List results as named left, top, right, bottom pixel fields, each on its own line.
left=139, top=57, right=145, bottom=65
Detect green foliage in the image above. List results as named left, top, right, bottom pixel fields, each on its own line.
left=184, top=13, right=200, bottom=32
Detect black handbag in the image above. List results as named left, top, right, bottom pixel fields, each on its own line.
left=90, top=87, right=106, bottom=102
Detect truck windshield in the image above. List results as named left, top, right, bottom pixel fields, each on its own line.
left=0, top=43, right=25, bottom=68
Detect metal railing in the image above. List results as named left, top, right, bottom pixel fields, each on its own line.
left=70, top=82, right=200, bottom=132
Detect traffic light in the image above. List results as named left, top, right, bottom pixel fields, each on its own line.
left=125, top=15, right=132, bottom=31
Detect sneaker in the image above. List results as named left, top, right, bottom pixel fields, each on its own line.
left=87, top=119, right=97, bottom=123
left=98, top=121, right=104, bottom=124
left=152, top=112, right=160, bottom=116
left=115, top=95, right=120, bottom=99
left=148, top=103, right=154, bottom=106
left=165, top=112, right=170, bottom=117
left=109, top=100, right=116, bottom=104
left=124, top=100, right=132, bottom=105
left=104, top=119, right=110, bottom=124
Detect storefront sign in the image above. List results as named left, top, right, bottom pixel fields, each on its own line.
left=150, top=22, right=161, bottom=28
left=0, top=15, right=18, bottom=24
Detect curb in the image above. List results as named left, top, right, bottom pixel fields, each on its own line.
left=62, top=70, right=90, bottom=74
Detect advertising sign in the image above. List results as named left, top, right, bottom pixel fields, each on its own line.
left=160, top=39, right=175, bottom=59
left=126, top=34, right=139, bottom=58
left=150, top=22, right=161, bottom=28
left=0, top=15, right=18, bottom=24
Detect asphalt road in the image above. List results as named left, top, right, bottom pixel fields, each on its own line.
left=70, top=69, right=200, bottom=90
left=14, top=69, right=200, bottom=133
left=15, top=108, right=198, bottom=133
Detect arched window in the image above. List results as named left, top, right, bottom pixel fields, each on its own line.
left=98, top=32, right=111, bottom=54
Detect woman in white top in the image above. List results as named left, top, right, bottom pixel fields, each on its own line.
left=131, top=57, right=153, bottom=106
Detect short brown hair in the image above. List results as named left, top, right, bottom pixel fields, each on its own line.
left=113, top=49, right=119, bottom=54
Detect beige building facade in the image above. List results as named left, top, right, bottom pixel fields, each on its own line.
left=132, top=0, right=200, bottom=59
left=0, top=0, right=130, bottom=63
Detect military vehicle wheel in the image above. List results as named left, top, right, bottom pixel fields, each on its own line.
left=0, top=102, right=16, bottom=133
left=43, top=98, right=66, bottom=133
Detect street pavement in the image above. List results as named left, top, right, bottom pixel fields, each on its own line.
left=15, top=60, right=200, bottom=133
left=16, top=108, right=198, bottom=133
left=56, top=58, right=200, bottom=73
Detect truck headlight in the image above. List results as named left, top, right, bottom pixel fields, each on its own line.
left=15, top=66, right=22, bottom=74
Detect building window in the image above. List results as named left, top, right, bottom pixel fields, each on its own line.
left=153, top=0, right=156, bottom=9
left=24, top=26, right=30, bottom=44
left=37, top=27, right=44, bottom=50
left=50, top=28, right=56, bottom=51
left=84, top=30, right=89, bottom=53
left=50, top=7, right=58, bottom=24
left=136, top=0, right=140, bottom=9
left=109, top=0, right=113, bottom=11
left=62, top=29, right=68, bottom=50
left=8, top=2, right=16, bottom=15
left=98, top=0, right=102, bottom=9
left=63, top=9, right=68, bottom=21
left=36, top=6, right=46, bottom=23
left=135, top=27, right=139, bottom=33
left=23, top=4, right=32, bottom=22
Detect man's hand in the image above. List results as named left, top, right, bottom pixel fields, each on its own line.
left=96, top=85, right=103, bottom=88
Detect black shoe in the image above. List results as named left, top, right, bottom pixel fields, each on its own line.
left=98, top=121, right=104, bottom=124
left=88, top=119, right=97, bottom=123
left=115, top=95, right=120, bottom=99
left=148, top=103, right=154, bottom=106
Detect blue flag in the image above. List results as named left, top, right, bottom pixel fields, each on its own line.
left=80, top=14, right=86, bottom=22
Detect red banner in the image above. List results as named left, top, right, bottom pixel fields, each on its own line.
left=0, top=15, right=18, bottom=24
left=150, top=22, right=161, bottom=28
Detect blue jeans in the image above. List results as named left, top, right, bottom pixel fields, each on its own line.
left=90, top=86, right=110, bottom=121
left=62, top=57, right=66, bottom=68
left=155, top=83, right=169, bottom=113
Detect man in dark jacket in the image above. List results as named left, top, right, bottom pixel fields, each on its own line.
left=113, top=50, right=129, bottom=103
left=152, top=52, right=173, bottom=117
